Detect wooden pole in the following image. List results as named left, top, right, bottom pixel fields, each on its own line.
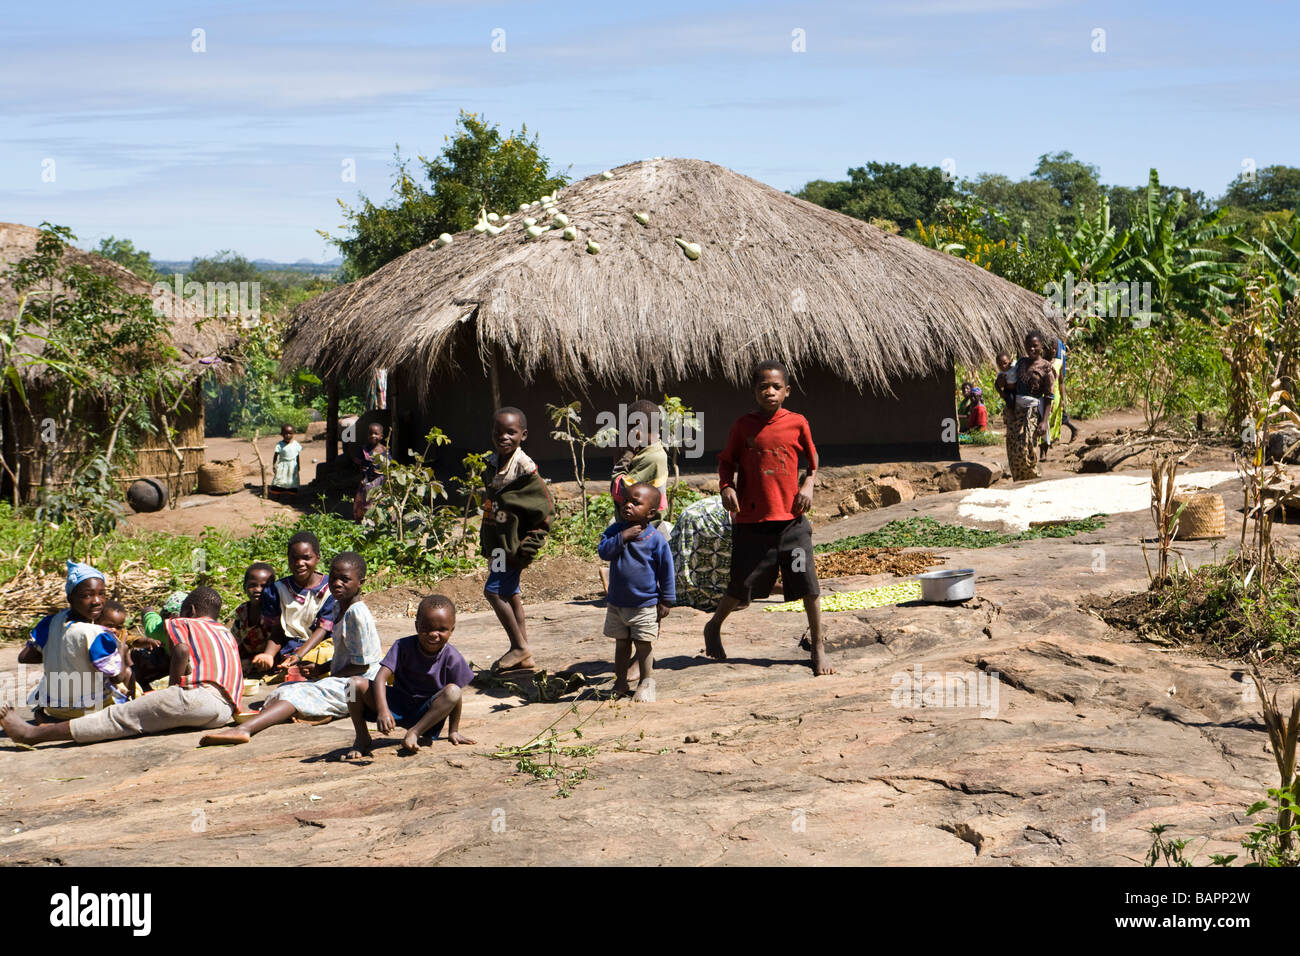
left=488, top=343, right=502, bottom=412
left=252, top=430, right=268, bottom=499
left=326, top=376, right=339, bottom=463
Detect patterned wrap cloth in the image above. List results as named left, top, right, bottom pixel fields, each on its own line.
left=668, top=495, right=733, bottom=612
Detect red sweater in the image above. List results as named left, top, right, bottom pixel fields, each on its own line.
left=718, top=409, right=817, bottom=523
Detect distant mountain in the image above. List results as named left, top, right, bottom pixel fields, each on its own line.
left=151, top=256, right=342, bottom=275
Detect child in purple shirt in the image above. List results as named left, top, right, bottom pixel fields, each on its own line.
left=344, top=594, right=475, bottom=758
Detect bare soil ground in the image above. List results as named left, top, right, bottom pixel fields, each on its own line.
left=4, top=410, right=1294, bottom=866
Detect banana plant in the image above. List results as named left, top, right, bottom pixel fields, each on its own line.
left=1049, top=197, right=1132, bottom=338
left=1117, top=169, right=1247, bottom=323
left=1261, top=216, right=1300, bottom=301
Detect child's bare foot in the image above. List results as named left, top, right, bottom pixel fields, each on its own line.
left=632, top=679, right=656, bottom=703
left=611, top=681, right=630, bottom=698
left=1, top=704, right=36, bottom=747
left=493, top=648, right=535, bottom=672
left=342, top=733, right=372, bottom=760
left=199, top=728, right=250, bottom=747
left=810, top=645, right=836, bottom=676
left=400, top=729, right=421, bottom=753
left=703, top=620, right=726, bottom=660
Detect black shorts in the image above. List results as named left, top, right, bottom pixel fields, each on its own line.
left=727, top=516, right=820, bottom=603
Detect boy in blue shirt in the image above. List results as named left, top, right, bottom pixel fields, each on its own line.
left=597, top=482, right=675, bottom=702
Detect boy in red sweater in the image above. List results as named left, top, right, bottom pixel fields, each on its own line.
left=705, top=360, right=833, bottom=676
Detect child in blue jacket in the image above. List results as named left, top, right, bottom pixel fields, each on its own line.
left=597, top=482, right=675, bottom=702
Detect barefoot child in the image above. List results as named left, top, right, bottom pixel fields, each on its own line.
left=704, top=360, right=834, bottom=676
left=19, top=561, right=131, bottom=719
left=597, top=482, right=674, bottom=701
left=253, top=532, right=337, bottom=681
left=270, top=424, right=302, bottom=501
left=200, top=552, right=382, bottom=747
left=231, top=562, right=275, bottom=667
left=353, top=422, right=389, bottom=522
left=2, top=588, right=242, bottom=749
left=480, top=407, right=553, bottom=673
left=344, top=595, right=475, bottom=757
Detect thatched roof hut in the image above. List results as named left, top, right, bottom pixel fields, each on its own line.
left=289, top=158, right=1054, bottom=470
left=0, top=222, right=239, bottom=500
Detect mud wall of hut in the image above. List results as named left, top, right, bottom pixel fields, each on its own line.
left=385, top=359, right=959, bottom=481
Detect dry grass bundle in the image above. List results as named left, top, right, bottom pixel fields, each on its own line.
left=286, top=159, right=1051, bottom=396
left=0, top=561, right=177, bottom=639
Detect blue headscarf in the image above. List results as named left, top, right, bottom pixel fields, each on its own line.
left=65, top=559, right=105, bottom=598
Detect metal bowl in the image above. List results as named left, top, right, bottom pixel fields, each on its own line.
left=917, top=568, right=976, bottom=603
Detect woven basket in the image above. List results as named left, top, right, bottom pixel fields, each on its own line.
left=1172, top=492, right=1225, bottom=540
left=197, top=459, right=245, bottom=495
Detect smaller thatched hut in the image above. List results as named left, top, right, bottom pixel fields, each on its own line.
left=287, top=159, right=1056, bottom=475
left=0, top=222, right=239, bottom=502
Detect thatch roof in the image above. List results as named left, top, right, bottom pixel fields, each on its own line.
left=0, top=221, right=239, bottom=386
left=287, top=158, right=1055, bottom=395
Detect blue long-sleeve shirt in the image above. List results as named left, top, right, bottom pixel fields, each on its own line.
left=597, top=522, right=676, bottom=609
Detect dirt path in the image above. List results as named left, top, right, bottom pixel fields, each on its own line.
left=2, top=445, right=1290, bottom=866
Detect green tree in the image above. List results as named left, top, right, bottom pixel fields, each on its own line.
left=5, top=224, right=184, bottom=504
left=1220, top=165, right=1300, bottom=213
left=94, top=236, right=158, bottom=282
left=324, top=111, right=570, bottom=280
left=794, top=161, right=956, bottom=233
left=187, top=251, right=261, bottom=285
left=961, top=172, right=1063, bottom=241
left=1031, top=151, right=1103, bottom=223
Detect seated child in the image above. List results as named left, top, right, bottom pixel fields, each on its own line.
left=964, top=387, right=988, bottom=433
left=100, top=600, right=128, bottom=643
left=270, top=424, right=302, bottom=501
left=597, top=482, right=675, bottom=702
left=253, top=531, right=337, bottom=681
left=480, top=406, right=554, bottom=673
left=200, top=552, right=382, bottom=746
left=2, top=588, right=242, bottom=749
left=19, top=561, right=131, bottom=720
left=132, top=590, right=190, bottom=692
left=231, top=562, right=275, bottom=666
left=611, top=399, right=669, bottom=519
left=957, top=381, right=975, bottom=430
left=345, top=594, right=475, bottom=758
left=353, top=422, right=389, bottom=522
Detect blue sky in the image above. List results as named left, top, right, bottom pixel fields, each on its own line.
left=2, top=0, right=1295, bottom=261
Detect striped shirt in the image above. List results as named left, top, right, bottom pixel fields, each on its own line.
left=164, top=617, right=244, bottom=709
